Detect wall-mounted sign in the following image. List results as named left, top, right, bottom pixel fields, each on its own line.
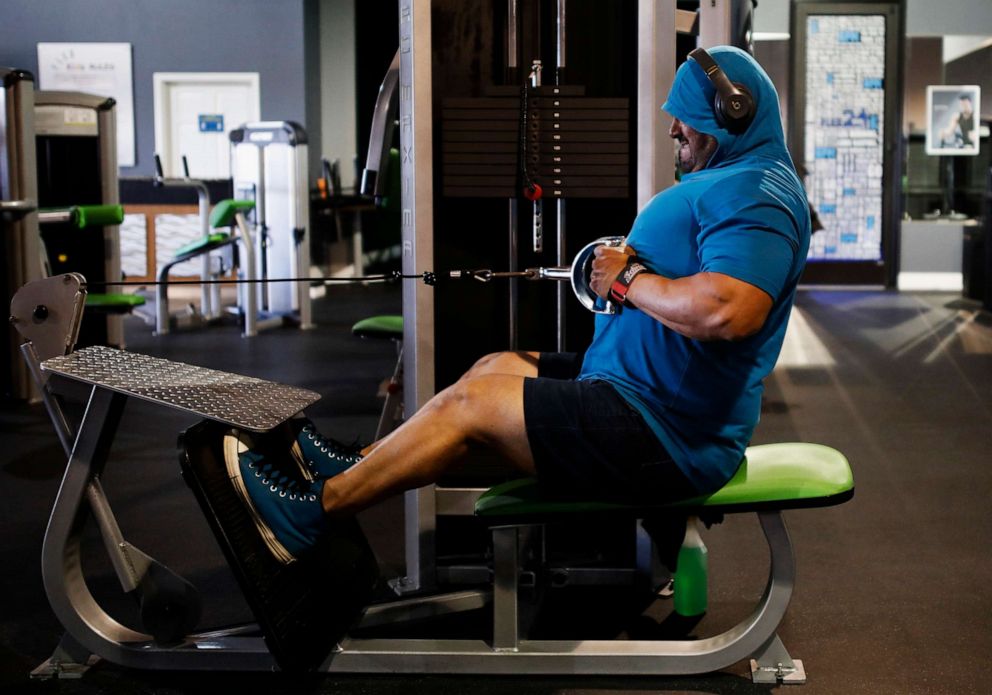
left=925, top=85, right=981, bottom=156
left=37, top=42, right=136, bottom=168
left=198, top=114, right=225, bottom=133
left=802, top=14, right=887, bottom=263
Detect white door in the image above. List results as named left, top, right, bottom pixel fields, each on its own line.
left=153, top=73, right=260, bottom=179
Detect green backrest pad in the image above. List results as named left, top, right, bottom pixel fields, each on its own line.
left=352, top=314, right=403, bottom=340
left=210, top=199, right=256, bottom=229
left=475, top=443, right=853, bottom=518
left=174, top=232, right=230, bottom=258
left=85, top=293, right=146, bottom=310
left=75, top=204, right=125, bottom=229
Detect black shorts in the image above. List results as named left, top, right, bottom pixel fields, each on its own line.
left=522, top=352, right=699, bottom=504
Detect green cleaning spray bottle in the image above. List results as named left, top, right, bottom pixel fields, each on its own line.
left=674, top=515, right=708, bottom=616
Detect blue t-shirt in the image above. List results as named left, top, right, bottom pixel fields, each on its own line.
left=577, top=47, right=811, bottom=493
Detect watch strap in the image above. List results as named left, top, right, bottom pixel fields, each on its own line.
left=609, top=258, right=648, bottom=306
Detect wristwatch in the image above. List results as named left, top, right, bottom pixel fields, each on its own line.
left=609, top=258, right=648, bottom=307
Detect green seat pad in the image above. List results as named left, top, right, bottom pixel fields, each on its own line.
left=475, top=443, right=853, bottom=519
left=174, top=232, right=231, bottom=258
left=75, top=204, right=124, bottom=229
left=352, top=315, right=403, bottom=339
left=85, top=293, right=146, bottom=312
left=210, top=199, right=256, bottom=229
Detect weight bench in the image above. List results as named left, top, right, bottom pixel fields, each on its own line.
left=15, top=274, right=854, bottom=683
left=155, top=198, right=259, bottom=337
left=474, top=443, right=853, bottom=682
left=351, top=314, right=404, bottom=439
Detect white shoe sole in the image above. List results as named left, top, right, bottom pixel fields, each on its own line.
left=223, top=430, right=296, bottom=565
left=289, top=438, right=314, bottom=482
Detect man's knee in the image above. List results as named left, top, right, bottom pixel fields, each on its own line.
left=435, top=376, right=488, bottom=415
left=462, top=351, right=538, bottom=380
left=434, top=375, right=522, bottom=434
left=462, top=351, right=511, bottom=379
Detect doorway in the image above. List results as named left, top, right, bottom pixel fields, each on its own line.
left=153, top=72, right=260, bottom=179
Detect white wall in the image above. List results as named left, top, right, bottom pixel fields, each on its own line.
left=755, top=0, right=992, bottom=38
left=319, top=0, right=357, bottom=188
left=944, top=35, right=992, bottom=63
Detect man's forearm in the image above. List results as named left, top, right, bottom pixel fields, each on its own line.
left=625, top=272, right=769, bottom=341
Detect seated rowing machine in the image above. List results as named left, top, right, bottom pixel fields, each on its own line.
left=12, top=274, right=853, bottom=683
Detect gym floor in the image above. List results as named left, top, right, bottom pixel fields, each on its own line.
left=1, top=284, right=990, bottom=694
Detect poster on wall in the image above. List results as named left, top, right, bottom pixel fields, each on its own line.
left=925, top=85, right=981, bottom=156
left=802, top=14, right=887, bottom=263
left=37, top=42, right=136, bottom=168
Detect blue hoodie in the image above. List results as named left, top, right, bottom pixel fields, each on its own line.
left=577, top=46, right=811, bottom=493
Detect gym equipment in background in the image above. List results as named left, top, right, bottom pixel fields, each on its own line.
left=151, top=154, right=266, bottom=337
left=1, top=67, right=42, bottom=401
left=34, top=90, right=126, bottom=348
left=229, top=121, right=313, bottom=332
left=36, top=204, right=145, bottom=320
left=152, top=154, right=227, bottom=333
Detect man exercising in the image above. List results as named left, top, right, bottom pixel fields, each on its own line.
left=225, top=46, right=812, bottom=565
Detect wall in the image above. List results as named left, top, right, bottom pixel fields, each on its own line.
left=754, top=40, right=790, bottom=134
left=0, top=0, right=315, bottom=178
left=904, top=37, right=944, bottom=132
left=756, top=0, right=992, bottom=37
left=945, top=44, right=992, bottom=119
left=319, top=0, right=358, bottom=189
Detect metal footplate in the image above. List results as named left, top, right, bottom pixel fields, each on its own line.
left=30, top=341, right=343, bottom=674
left=41, top=345, right=320, bottom=431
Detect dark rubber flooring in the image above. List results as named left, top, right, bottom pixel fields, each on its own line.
left=2, top=285, right=990, bottom=694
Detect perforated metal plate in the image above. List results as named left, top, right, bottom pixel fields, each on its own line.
left=42, top=346, right=320, bottom=432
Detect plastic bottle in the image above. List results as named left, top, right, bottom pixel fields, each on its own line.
left=674, top=516, right=708, bottom=616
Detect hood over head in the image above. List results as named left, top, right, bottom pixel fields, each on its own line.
left=662, top=46, right=789, bottom=171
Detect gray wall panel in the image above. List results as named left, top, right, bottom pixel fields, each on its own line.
left=0, top=0, right=310, bottom=177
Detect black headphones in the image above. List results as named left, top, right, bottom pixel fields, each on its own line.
left=688, top=48, right=756, bottom=134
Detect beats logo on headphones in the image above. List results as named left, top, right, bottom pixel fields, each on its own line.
left=688, top=48, right=756, bottom=134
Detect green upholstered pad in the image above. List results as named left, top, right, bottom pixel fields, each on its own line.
left=351, top=314, right=403, bottom=339
left=75, top=204, right=125, bottom=228
left=174, top=232, right=230, bottom=258
left=475, top=443, right=853, bottom=518
left=210, top=199, right=255, bottom=228
left=85, top=293, right=146, bottom=312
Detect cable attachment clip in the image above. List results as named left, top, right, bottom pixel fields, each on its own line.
left=449, top=269, right=492, bottom=282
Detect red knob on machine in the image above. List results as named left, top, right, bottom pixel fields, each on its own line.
left=523, top=183, right=543, bottom=201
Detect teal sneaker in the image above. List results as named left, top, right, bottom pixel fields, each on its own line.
left=224, top=429, right=328, bottom=564
left=290, top=418, right=364, bottom=481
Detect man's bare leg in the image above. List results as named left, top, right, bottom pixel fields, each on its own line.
left=359, top=351, right=540, bottom=458
left=322, top=373, right=535, bottom=516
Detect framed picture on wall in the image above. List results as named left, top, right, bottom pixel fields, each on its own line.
left=925, top=85, right=981, bottom=156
